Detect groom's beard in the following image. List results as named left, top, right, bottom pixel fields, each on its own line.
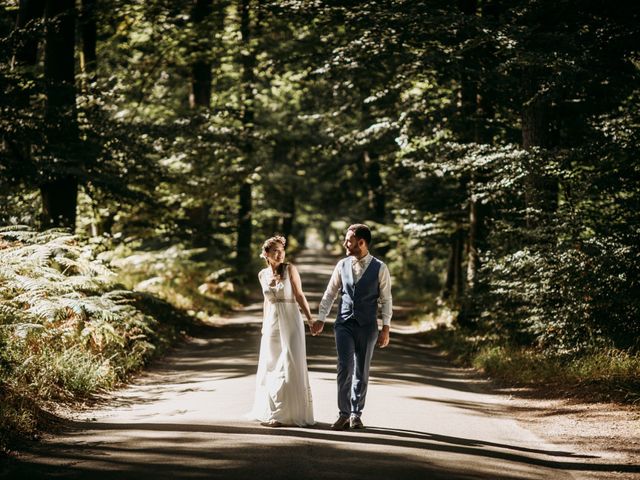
left=347, top=246, right=361, bottom=257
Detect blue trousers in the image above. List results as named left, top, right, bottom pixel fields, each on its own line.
left=334, top=318, right=379, bottom=418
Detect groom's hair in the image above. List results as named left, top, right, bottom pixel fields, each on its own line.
left=348, top=223, right=372, bottom=245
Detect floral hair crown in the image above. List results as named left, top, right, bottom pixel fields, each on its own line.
left=259, top=235, right=286, bottom=259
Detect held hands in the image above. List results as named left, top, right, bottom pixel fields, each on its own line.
left=309, top=320, right=324, bottom=336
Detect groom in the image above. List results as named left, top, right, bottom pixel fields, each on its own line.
left=313, top=224, right=392, bottom=430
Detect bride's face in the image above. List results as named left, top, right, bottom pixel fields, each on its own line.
left=266, top=243, right=285, bottom=266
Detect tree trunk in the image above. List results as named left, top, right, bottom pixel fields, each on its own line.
left=40, top=178, right=78, bottom=229
left=189, top=0, right=213, bottom=109
left=443, top=228, right=465, bottom=302
left=446, top=0, right=478, bottom=310
left=457, top=0, right=476, bottom=15
left=522, top=77, right=558, bottom=228
left=281, top=193, right=295, bottom=246
left=272, top=140, right=296, bottom=244
left=187, top=203, right=214, bottom=249
left=13, top=0, right=45, bottom=67
left=79, top=0, right=103, bottom=237
left=236, top=181, right=252, bottom=265
left=186, top=0, right=215, bottom=248
left=363, top=150, right=385, bottom=223
left=79, top=0, right=97, bottom=82
left=9, top=0, right=45, bottom=177
left=466, top=198, right=479, bottom=287
left=457, top=0, right=503, bottom=325
left=191, top=61, right=213, bottom=108
left=235, top=0, right=256, bottom=281
left=41, top=0, right=78, bottom=230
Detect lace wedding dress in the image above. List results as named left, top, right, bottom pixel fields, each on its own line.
left=249, top=266, right=314, bottom=426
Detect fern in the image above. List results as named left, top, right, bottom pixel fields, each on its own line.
left=0, top=227, right=199, bottom=451
left=0, top=227, right=184, bottom=396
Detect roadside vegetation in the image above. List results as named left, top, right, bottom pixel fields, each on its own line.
left=419, top=325, right=640, bottom=405
left=1, top=0, right=638, bottom=451
left=0, top=227, right=236, bottom=453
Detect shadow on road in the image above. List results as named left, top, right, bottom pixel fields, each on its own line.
left=3, top=249, right=637, bottom=480
left=4, top=419, right=638, bottom=480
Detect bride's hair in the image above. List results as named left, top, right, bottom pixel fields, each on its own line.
left=260, top=235, right=288, bottom=277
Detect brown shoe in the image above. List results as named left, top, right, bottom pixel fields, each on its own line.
left=349, top=416, right=364, bottom=429
left=330, top=416, right=350, bottom=430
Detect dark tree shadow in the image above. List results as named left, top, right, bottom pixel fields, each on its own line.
left=3, top=421, right=638, bottom=480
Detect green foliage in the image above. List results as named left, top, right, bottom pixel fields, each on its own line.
left=0, top=227, right=198, bottom=451
left=1, top=0, right=639, bottom=413
left=424, top=327, right=640, bottom=404
left=102, top=242, right=239, bottom=318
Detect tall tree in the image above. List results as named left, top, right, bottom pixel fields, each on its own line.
left=443, top=0, right=481, bottom=305
left=13, top=0, right=44, bottom=67
left=79, top=0, right=96, bottom=83
left=41, top=0, right=78, bottom=229
left=521, top=74, right=557, bottom=228
left=363, top=150, right=385, bottom=223
left=189, top=0, right=213, bottom=109
left=186, top=0, right=214, bottom=248
left=7, top=0, right=45, bottom=183
left=235, top=0, right=257, bottom=281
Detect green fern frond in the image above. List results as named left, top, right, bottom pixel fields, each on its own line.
left=63, top=276, right=105, bottom=293
left=27, top=299, right=63, bottom=322
left=0, top=304, right=25, bottom=323
left=52, top=255, right=82, bottom=274
left=32, top=230, right=75, bottom=245
left=13, top=275, right=49, bottom=296
left=2, top=323, right=45, bottom=338
left=13, top=291, right=49, bottom=304
left=57, top=298, right=89, bottom=320
left=0, top=225, right=32, bottom=233
left=82, top=305, right=122, bottom=323
left=0, top=225, right=36, bottom=241
left=102, top=290, right=137, bottom=301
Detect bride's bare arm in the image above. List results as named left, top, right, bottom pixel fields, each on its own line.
left=258, top=270, right=267, bottom=320
left=288, top=264, right=313, bottom=326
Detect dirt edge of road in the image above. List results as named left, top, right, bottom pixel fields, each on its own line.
left=476, top=379, right=640, bottom=480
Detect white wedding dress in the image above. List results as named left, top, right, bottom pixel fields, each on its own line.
left=249, top=266, right=314, bottom=426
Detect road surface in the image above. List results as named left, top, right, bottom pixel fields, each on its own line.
left=1, top=250, right=635, bottom=480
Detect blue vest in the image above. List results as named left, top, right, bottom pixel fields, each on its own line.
left=336, top=257, right=382, bottom=326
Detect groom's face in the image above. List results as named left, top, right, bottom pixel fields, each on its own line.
left=343, top=230, right=363, bottom=257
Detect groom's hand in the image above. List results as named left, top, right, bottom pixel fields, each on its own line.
left=312, top=320, right=325, bottom=336
left=377, top=325, right=390, bottom=348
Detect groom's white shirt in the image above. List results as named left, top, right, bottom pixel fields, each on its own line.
left=318, top=253, right=393, bottom=326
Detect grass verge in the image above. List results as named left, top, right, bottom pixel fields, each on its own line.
left=423, top=326, right=640, bottom=405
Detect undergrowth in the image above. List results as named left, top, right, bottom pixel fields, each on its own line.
left=0, top=226, right=234, bottom=453
left=423, top=326, right=640, bottom=405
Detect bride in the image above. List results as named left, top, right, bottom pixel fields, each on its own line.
left=249, top=235, right=315, bottom=427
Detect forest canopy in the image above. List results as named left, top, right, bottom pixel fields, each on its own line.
left=1, top=0, right=639, bottom=357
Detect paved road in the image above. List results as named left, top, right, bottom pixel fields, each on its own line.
left=0, top=250, right=628, bottom=479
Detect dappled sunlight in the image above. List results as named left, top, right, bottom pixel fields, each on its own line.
left=10, top=420, right=632, bottom=480
left=5, top=249, right=637, bottom=480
